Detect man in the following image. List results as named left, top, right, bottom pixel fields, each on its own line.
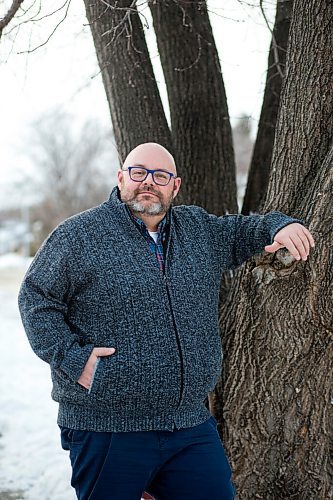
left=18, top=142, right=315, bottom=500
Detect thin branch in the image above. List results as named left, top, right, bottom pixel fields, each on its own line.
left=4, top=0, right=41, bottom=36
left=206, top=7, right=245, bottom=23
left=0, top=0, right=24, bottom=39
left=84, top=1, right=149, bottom=35
left=259, top=0, right=284, bottom=78
left=16, top=0, right=72, bottom=54
left=15, top=0, right=39, bottom=19
left=82, top=5, right=109, bottom=27
left=136, top=1, right=149, bottom=29
left=4, top=0, right=69, bottom=37
left=174, top=33, right=203, bottom=71
left=101, top=0, right=136, bottom=39
left=100, top=0, right=150, bottom=52
left=27, top=0, right=70, bottom=23
left=99, top=0, right=137, bottom=15
left=2, top=14, right=21, bottom=62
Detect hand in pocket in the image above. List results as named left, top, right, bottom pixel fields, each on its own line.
left=78, top=347, right=115, bottom=389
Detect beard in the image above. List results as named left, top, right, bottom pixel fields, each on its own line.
left=121, top=186, right=173, bottom=216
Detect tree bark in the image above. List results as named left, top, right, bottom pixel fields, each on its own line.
left=149, top=0, right=237, bottom=214
left=242, top=0, right=293, bottom=215
left=83, top=0, right=173, bottom=163
left=263, top=0, right=333, bottom=215
left=213, top=1, right=333, bottom=498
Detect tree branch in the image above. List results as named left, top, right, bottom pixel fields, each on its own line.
left=259, top=0, right=284, bottom=78
left=0, top=0, right=25, bottom=39
left=16, top=0, right=72, bottom=54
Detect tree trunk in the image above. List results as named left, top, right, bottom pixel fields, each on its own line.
left=263, top=0, right=333, bottom=215
left=82, top=0, right=172, bottom=162
left=213, top=1, right=333, bottom=498
left=242, top=0, right=293, bottom=215
left=149, top=0, right=237, bottom=214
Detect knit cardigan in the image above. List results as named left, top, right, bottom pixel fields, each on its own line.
left=18, top=187, right=302, bottom=432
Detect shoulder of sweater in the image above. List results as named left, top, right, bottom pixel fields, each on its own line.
left=171, top=204, right=232, bottom=226
left=43, top=203, right=109, bottom=249
left=171, top=204, right=210, bottom=220
left=53, top=203, right=107, bottom=233
left=173, top=205, right=293, bottom=221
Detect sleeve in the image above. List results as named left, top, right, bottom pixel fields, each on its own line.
left=18, top=226, right=94, bottom=382
left=192, top=207, right=305, bottom=271
left=222, top=211, right=305, bottom=269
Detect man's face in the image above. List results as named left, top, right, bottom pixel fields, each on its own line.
left=117, top=145, right=181, bottom=216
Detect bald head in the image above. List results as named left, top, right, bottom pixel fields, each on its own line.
left=118, top=142, right=181, bottom=222
left=123, top=143, right=177, bottom=176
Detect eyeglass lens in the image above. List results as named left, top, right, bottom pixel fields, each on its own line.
left=130, top=167, right=171, bottom=185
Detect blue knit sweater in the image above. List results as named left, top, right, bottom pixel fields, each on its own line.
left=18, top=187, right=302, bottom=432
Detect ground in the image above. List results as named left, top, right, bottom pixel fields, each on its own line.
left=0, top=254, right=154, bottom=500
left=0, top=254, right=78, bottom=500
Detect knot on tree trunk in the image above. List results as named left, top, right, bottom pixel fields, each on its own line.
left=252, top=249, right=303, bottom=285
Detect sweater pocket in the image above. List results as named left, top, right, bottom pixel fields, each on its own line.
left=88, top=358, right=101, bottom=394
left=86, top=354, right=118, bottom=398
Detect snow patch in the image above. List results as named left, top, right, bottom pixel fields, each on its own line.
left=0, top=253, right=31, bottom=270
left=0, top=256, right=75, bottom=499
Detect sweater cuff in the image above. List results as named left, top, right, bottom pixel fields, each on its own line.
left=60, top=342, right=95, bottom=382
left=272, top=219, right=305, bottom=241
left=266, top=213, right=305, bottom=244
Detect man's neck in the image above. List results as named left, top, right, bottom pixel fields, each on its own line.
left=130, top=211, right=166, bottom=232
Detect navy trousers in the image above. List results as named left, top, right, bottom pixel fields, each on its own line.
left=60, top=416, right=236, bottom=500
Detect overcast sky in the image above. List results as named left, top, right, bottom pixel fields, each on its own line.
left=0, top=0, right=276, bottom=208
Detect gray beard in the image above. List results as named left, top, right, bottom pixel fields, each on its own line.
left=127, top=199, right=165, bottom=215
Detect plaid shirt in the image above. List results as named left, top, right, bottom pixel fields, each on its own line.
left=131, top=214, right=167, bottom=272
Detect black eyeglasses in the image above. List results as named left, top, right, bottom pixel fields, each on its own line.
left=122, top=166, right=176, bottom=186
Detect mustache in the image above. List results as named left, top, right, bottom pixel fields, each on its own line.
left=136, top=187, right=160, bottom=197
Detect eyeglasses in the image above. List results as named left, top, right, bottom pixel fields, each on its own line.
left=123, top=166, right=176, bottom=186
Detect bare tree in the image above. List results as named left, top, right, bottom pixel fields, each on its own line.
left=25, top=111, right=117, bottom=247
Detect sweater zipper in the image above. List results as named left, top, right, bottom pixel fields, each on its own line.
left=163, top=274, right=185, bottom=409
left=121, top=203, right=185, bottom=409
left=163, top=229, right=185, bottom=410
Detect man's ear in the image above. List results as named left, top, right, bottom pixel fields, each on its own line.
left=173, top=177, right=181, bottom=198
left=117, top=169, right=123, bottom=188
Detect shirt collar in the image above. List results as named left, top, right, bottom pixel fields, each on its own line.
left=131, top=212, right=167, bottom=235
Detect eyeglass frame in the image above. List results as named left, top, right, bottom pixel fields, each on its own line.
left=122, top=166, right=176, bottom=186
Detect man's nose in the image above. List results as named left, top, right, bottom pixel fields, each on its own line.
left=143, top=172, right=155, bottom=185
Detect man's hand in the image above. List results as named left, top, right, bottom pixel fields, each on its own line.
left=78, top=347, right=115, bottom=389
left=264, top=223, right=315, bottom=261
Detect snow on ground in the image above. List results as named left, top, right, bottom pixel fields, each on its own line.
left=0, top=254, right=75, bottom=500
left=0, top=254, right=152, bottom=500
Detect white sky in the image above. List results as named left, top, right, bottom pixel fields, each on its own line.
left=0, top=0, right=276, bottom=209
